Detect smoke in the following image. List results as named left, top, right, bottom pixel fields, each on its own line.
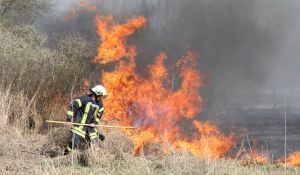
left=38, top=0, right=300, bottom=111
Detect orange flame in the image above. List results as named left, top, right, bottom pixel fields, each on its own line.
left=174, top=121, right=234, bottom=159
left=253, top=150, right=269, bottom=164
left=286, top=151, right=300, bottom=166
left=64, top=8, right=77, bottom=21
left=64, top=0, right=97, bottom=21
left=79, top=1, right=97, bottom=12
left=93, top=15, right=146, bottom=64
left=94, top=15, right=234, bottom=159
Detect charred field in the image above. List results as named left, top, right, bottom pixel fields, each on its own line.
left=214, top=107, right=300, bottom=160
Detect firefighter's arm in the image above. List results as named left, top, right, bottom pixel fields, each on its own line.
left=66, top=98, right=83, bottom=122
left=93, top=107, right=104, bottom=125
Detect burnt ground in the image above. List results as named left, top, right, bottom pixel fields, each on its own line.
left=207, top=107, right=300, bottom=160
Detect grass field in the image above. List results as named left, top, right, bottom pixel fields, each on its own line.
left=0, top=125, right=298, bottom=175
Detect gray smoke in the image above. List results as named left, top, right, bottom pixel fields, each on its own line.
left=38, top=0, right=300, bottom=113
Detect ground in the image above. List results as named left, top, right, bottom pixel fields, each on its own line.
left=0, top=125, right=299, bottom=175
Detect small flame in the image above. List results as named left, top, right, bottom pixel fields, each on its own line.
left=64, top=8, right=77, bottom=21
left=79, top=1, right=97, bottom=12
left=286, top=151, right=300, bottom=167
left=253, top=150, right=269, bottom=164
left=64, top=0, right=97, bottom=21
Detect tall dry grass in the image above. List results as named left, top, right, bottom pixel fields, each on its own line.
left=0, top=83, right=11, bottom=127
left=0, top=82, right=42, bottom=132
left=0, top=128, right=297, bottom=175
left=0, top=21, right=96, bottom=133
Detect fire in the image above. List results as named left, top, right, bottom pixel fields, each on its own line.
left=130, top=129, right=160, bottom=156
left=64, top=8, right=77, bottom=21
left=64, top=0, right=97, bottom=21
left=286, top=151, right=300, bottom=166
left=174, top=121, right=234, bottom=159
left=94, top=15, right=234, bottom=159
left=253, top=150, right=269, bottom=164
left=93, top=15, right=146, bottom=64
left=79, top=1, right=97, bottom=12
left=59, top=4, right=300, bottom=165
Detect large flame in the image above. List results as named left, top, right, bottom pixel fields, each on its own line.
left=94, top=15, right=234, bottom=159
left=61, top=2, right=300, bottom=165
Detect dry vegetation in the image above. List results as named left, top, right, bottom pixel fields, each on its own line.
left=0, top=1, right=300, bottom=174
left=0, top=127, right=299, bottom=175
left=0, top=20, right=96, bottom=132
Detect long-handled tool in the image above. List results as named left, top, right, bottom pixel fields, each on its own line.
left=46, top=120, right=135, bottom=129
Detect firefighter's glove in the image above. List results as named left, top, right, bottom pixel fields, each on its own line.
left=99, top=133, right=105, bottom=141
left=66, top=122, right=72, bottom=128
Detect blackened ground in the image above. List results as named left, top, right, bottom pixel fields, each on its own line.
left=206, top=107, right=300, bottom=160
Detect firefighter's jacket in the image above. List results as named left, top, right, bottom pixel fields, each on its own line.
left=66, top=96, right=104, bottom=139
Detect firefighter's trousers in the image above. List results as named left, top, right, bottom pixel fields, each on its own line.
left=64, top=126, right=99, bottom=155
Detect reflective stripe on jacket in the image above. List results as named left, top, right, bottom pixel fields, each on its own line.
left=65, top=96, right=104, bottom=137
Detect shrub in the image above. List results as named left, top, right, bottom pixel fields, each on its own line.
left=0, top=22, right=97, bottom=132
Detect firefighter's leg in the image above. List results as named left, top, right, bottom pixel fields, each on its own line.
left=89, top=127, right=105, bottom=141
left=87, top=127, right=104, bottom=148
left=64, top=132, right=82, bottom=155
left=64, top=126, right=87, bottom=154
left=88, top=128, right=99, bottom=141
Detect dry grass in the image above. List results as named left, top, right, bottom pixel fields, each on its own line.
left=0, top=127, right=299, bottom=175
left=0, top=81, right=298, bottom=174
left=0, top=21, right=96, bottom=133
left=1, top=77, right=298, bottom=174
left=0, top=83, right=11, bottom=127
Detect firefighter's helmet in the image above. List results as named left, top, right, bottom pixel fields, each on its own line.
left=90, top=85, right=107, bottom=96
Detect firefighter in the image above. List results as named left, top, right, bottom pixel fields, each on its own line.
left=64, top=85, right=106, bottom=155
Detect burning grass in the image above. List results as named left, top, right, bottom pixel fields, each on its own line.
left=93, top=14, right=235, bottom=159
left=0, top=127, right=298, bottom=175
left=286, top=151, right=300, bottom=167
